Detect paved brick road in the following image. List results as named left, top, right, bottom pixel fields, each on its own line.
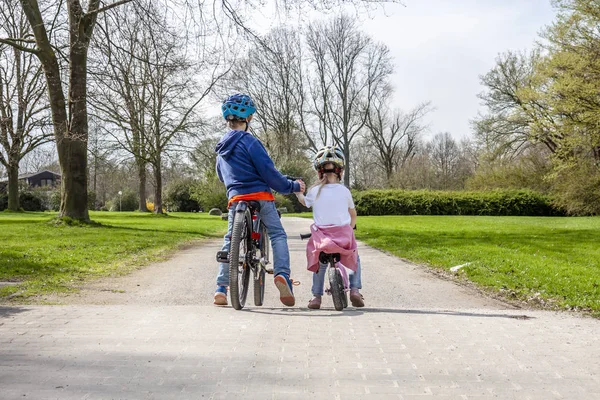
left=1, top=217, right=598, bottom=399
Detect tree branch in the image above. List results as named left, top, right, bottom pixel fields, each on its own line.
left=88, top=0, right=134, bottom=16
left=0, top=38, right=39, bottom=54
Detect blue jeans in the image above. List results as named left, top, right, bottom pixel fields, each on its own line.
left=311, top=255, right=362, bottom=296
left=216, top=200, right=291, bottom=286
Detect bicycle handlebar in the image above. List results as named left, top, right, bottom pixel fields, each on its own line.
left=284, top=175, right=303, bottom=181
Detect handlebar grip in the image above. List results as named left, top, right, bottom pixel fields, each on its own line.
left=300, top=233, right=311, bottom=240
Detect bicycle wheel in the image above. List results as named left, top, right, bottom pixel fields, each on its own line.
left=328, top=263, right=345, bottom=311
left=253, top=223, right=269, bottom=306
left=229, top=208, right=251, bottom=310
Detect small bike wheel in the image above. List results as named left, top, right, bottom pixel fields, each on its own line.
left=253, top=223, right=269, bottom=306
left=328, top=264, right=345, bottom=311
left=229, top=208, right=251, bottom=310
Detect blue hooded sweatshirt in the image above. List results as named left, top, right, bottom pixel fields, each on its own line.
left=215, top=130, right=300, bottom=199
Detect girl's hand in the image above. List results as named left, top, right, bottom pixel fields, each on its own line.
left=297, top=179, right=306, bottom=193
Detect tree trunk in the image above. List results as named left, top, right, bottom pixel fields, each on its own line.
left=7, top=162, right=19, bottom=211
left=153, top=160, right=163, bottom=214
left=56, top=35, right=90, bottom=220
left=343, top=146, right=350, bottom=187
left=138, top=161, right=148, bottom=212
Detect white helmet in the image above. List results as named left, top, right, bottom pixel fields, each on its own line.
left=313, top=145, right=345, bottom=171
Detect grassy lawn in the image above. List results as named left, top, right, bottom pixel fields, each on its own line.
left=353, top=215, right=600, bottom=315
left=0, top=211, right=226, bottom=301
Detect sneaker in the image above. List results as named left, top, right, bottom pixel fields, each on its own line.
left=350, top=288, right=364, bottom=308
left=274, top=274, right=295, bottom=307
left=308, top=296, right=321, bottom=310
left=213, top=286, right=228, bottom=306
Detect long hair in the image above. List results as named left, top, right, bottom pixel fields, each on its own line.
left=311, top=169, right=342, bottom=201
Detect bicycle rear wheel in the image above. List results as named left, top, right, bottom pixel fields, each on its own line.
left=253, top=223, right=269, bottom=306
left=328, top=263, right=345, bottom=311
left=229, top=208, right=251, bottom=310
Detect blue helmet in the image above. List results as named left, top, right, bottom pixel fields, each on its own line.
left=221, top=93, right=256, bottom=121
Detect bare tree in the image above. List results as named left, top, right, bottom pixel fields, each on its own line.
left=428, top=132, right=462, bottom=190
left=0, top=0, right=51, bottom=210
left=226, top=27, right=315, bottom=164
left=365, top=94, right=432, bottom=184
left=306, top=14, right=393, bottom=186
left=92, top=3, right=227, bottom=214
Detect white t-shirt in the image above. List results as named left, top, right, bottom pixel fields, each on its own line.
left=304, top=183, right=355, bottom=227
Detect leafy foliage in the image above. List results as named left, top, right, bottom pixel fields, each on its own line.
left=164, top=178, right=201, bottom=212
left=353, top=189, right=563, bottom=216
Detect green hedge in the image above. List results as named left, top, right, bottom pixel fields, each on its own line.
left=353, top=189, right=564, bottom=216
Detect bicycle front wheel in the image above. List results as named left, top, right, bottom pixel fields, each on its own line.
left=253, top=223, right=269, bottom=306
left=328, top=263, right=345, bottom=311
left=229, top=208, right=251, bottom=310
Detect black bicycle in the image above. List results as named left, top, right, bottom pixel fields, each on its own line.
left=300, top=232, right=349, bottom=311
left=216, top=200, right=270, bottom=310
left=216, top=176, right=300, bottom=310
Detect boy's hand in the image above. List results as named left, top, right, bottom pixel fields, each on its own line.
left=296, top=179, right=306, bottom=193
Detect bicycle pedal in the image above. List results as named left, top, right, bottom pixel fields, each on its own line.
left=266, top=268, right=274, bottom=274
left=216, top=251, right=229, bottom=263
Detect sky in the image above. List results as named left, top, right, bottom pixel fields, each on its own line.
left=358, top=0, right=558, bottom=140
left=247, top=0, right=558, bottom=141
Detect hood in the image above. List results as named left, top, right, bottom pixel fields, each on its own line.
left=215, top=130, right=248, bottom=160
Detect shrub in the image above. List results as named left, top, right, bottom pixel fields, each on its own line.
left=112, top=190, right=138, bottom=211
left=146, top=201, right=166, bottom=213
left=48, top=189, right=61, bottom=211
left=273, top=193, right=295, bottom=213
left=164, top=178, right=201, bottom=212
left=353, top=189, right=563, bottom=216
left=0, top=193, right=7, bottom=211
left=550, top=161, right=600, bottom=216
left=19, top=191, right=44, bottom=211
left=191, top=176, right=227, bottom=212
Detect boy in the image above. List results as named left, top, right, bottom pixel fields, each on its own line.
left=214, top=93, right=305, bottom=307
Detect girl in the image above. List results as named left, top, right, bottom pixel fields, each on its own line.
left=295, top=145, right=364, bottom=309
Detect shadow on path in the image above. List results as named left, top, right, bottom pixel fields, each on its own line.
left=238, top=306, right=534, bottom=320
left=0, top=306, right=31, bottom=318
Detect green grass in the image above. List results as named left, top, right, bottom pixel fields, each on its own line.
left=353, top=216, right=600, bottom=315
left=0, top=212, right=226, bottom=300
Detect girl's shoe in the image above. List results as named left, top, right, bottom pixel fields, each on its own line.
left=213, top=286, right=228, bottom=306
left=308, top=296, right=321, bottom=309
left=349, top=288, right=364, bottom=307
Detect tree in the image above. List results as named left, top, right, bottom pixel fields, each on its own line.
left=365, top=95, right=432, bottom=184
left=306, top=14, right=393, bottom=186
left=0, top=0, right=134, bottom=221
left=92, top=2, right=227, bottom=214
left=428, top=132, right=462, bottom=190
left=538, top=0, right=600, bottom=163
left=227, top=27, right=315, bottom=164
left=474, top=50, right=561, bottom=160
left=0, top=0, right=51, bottom=211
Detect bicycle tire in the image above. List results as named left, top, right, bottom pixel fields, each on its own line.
left=328, top=263, right=345, bottom=311
left=253, top=223, right=269, bottom=306
left=229, top=208, right=251, bottom=310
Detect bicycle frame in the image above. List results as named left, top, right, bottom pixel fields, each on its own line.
left=318, top=252, right=350, bottom=293
left=216, top=200, right=271, bottom=309
left=217, top=201, right=270, bottom=273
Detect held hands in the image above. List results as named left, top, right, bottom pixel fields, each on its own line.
left=295, top=179, right=306, bottom=194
